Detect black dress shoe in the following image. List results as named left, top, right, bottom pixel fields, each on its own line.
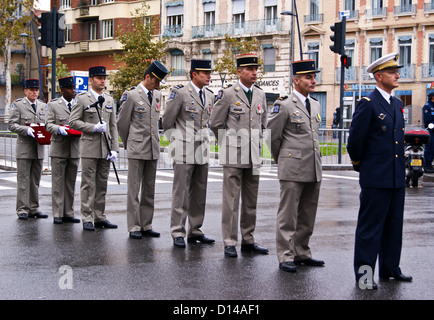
left=18, top=213, right=28, bottom=220
left=380, top=273, right=413, bottom=282
left=129, top=231, right=142, bottom=239
left=241, top=243, right=269, bottom=254
left=53, top=217, right=63, bottom=224
left=294, top=258, right=325, bottom=266
left=224, top=246, right=238, bottom=257
left=29, top=212, right=48, bottom=219
left=63, top=217, right=80, bottom=223
left=279, top=261, right=297, bottom=273
left=83, top=222, right=95, bottom=231
left=141, top=229, right=160, bottom=237
left=173, top=237, right=186, bottom=248
left=187, top=234, right=215, bottom=244
left=95, top=220, right=118, bottom=229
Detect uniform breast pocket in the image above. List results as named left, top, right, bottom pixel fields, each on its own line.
left=134, top=107, right=147, bottom=120
left=21, top=115, right=32, bottom=125
left=84, top=109, right=96, bottom=121
left=58, top=117, right=67, bottom=125
left=289, top=116, right=306, bottom=133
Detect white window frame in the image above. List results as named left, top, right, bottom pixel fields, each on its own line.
left=102, top=19, right=114, bottom=39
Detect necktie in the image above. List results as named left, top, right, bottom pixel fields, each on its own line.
left=199, top=89, right=204, bottom=106
left=148, top=91, right=153, bottom=105
left=246, top=89, right=252, bottom=105
left=305, top=98, right=311, bottom=115
left=67, top=102, right=72, bottom=112
left=390, top=96, right=394, bottom=107
left=31, top=103, right=36, bottom=112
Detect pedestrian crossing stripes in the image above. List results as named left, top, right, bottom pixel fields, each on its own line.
left=0, top=169, right=359, bottom=191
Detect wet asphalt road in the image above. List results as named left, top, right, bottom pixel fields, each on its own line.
left=0, top=167, right=433, bottom=307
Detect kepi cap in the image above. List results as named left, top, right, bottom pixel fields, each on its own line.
left=292, top=60, right=320, bottom=75
left=236, top=53, right=260, bottom=68
left=25, top=78, right=39, bottom=88
left=89, top=66, right=107, bottom=77
left=366, top=53, right=403, bottom=74
left=428, top=92, right=434, bottom=99
left=58, top=76, right=74, bottom=88
left=146, top=60, right=169, bottom=81
left=191, top=59, right=212, bottom=71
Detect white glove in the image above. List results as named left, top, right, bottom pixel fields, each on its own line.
left=57, top=126, right=69, bottom=136
left=93, top=121, right=107, bottom=133
left=27, top=127, right=35, bottom=138
left=106, top=151, right=117, bottom=163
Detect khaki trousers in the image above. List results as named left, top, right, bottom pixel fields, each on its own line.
left=51, top=157, right=79, bottom=218
left=222, top=166, right=260, bottom=247
left=127, top=158, right=158, bottom=232
left=16, top=158, right=43, bottom=215
left=170, top=163, right=208, bottom=238
left=276, top=180, right=321, bottom=263
left=80, top=157, right=110, bottom=223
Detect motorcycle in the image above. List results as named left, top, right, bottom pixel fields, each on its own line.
left=404, top=126, right=431, bottom=188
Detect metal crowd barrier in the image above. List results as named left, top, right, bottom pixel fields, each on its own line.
left=0, top=129, right=351, bottom=173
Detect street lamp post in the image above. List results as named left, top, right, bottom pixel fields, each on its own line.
left=219, top=71, right=227, bottom=88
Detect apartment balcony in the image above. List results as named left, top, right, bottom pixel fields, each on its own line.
left=162, top=24, right=183, bottom=38
left=421, top=63, right=434, bottom=79
left=191, top=19, right=282, bottom=39
left=393, top=4, right=417, bottom=18
left=335, top=66, right=359, bottom=83
left=365, top=7, right=387, bottom=20
left=399, top=64, right=415, bottom=80
left=74, top=5, right=100, bottom=21
left=303, top=14, right=323, bottom=24
left=60, top=38, right=123, bottom=56
left=424, top=2, right=434, bottom=15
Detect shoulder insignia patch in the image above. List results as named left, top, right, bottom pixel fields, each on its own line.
left=362, top=97, right=371, bottom=101
left=272, top=104, right=280, bottom=113
left=278, top=96, right=288, bottom=101
left=224, top=84, right=232, bottom=89
left=216, top=90, right=224, bottom=100
left=169, top=90, right=177, bottom=99
left=174, top=84, right=184, bottom=89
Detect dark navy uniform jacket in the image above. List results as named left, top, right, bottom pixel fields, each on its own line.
left=347, top=89, right=406, bottom=189
left=422, top=100, right=434, bottom=129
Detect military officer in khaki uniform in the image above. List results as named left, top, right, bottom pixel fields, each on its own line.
left=45, top=76, right=81, bottom=224
left=162, top=59, right=215, bottom=248
left=117, top=61, right=168, bottom=239
left=69, top=66, right=119, bottom=231
left=209, top=53, right=268, bottom=257
left=8, top=79, right=48, bottom=220
left=267, top=60, right=324, bottom=273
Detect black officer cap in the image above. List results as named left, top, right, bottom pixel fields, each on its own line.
left=89, top=66, right=107, bottom=77
left=58, top=76, right=74, bottom=88
left=145, top=60, right=168, bottom=81
left=292, top=60, right=320, bottom=75
left=236, top=53, right=260, bottom=68
left=428, top=92, right=434, bottom=100
left=191, top=59, right=212, bottom=71
left=25, top=78, right=39, bottom=88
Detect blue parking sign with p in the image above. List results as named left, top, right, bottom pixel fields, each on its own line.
left=75, top=76, right=88, bottom=93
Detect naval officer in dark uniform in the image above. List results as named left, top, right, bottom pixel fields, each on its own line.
left=422, top=92, right=434, bottom=173
left=348, top=53, right=412, bottom=289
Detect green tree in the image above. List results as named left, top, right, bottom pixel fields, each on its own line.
left=213, top=35, right=265, bottom=82
left=110, top=2, right=167, bottom=100
left=0, top=0, right=34, bottom=117
left=48, top=55, right=70, bottom=93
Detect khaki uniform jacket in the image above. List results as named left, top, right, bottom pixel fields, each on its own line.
left=117, top=85, right=161, bottom=160
left=267, top=93, right=322, bottom=182
left=45, top=98, right=80, bottom=158
left=209, top=83, right=267, bottom=168
left=162, top=83, right=214, bottom=164
left=69, top=91, right=119, bottom=159
left=8, top=98, right=46, bottom=159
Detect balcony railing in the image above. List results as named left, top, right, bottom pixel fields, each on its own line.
left=303, top=14, right=324, bottom=24
left=335, top=66, right=358, bottom=82
left=365, top=7, right=387, bottom=19
left=191, top=19, right=282, bottom=39
left=162, top=24, right=183, bottom=38
left=421, top=63, right=434, bottom=79
left=338, top=10, right=359, bottom=20
left=394, top=4, right=417, bottom=16
left=399, top=64, right=415, bottom=79
left=424, top=2, right=434, bottom=13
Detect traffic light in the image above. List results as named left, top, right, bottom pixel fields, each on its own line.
left=341, top=55, right=351, bottom=69
left=37, top=12, right=52, bottom=47
left=57, top=13, right=65, bottom=48
left=330, top=22, right=343, bottom=54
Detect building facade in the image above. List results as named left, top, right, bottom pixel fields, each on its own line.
left=49, top=0, right=434, bottom=128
